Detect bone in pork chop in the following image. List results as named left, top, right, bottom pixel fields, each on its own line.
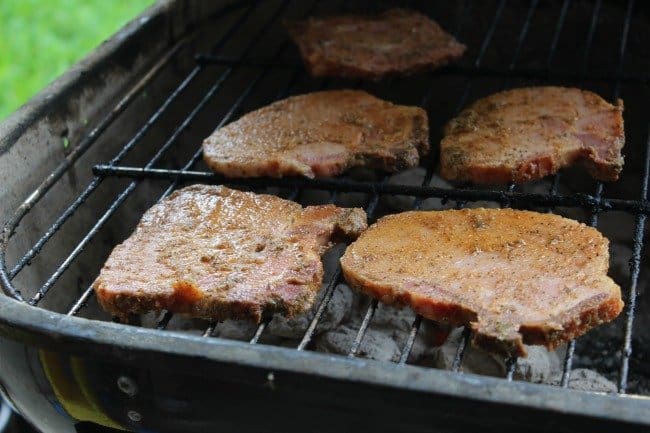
left=202, top=90, right=428, bottom=178
left=93, top=185, right=367, bottom=322
left=286, top=8, right=466, bottom=79
left=340, top=208, right=623, bottom=357
left=440, top=87, right=625, bottom=184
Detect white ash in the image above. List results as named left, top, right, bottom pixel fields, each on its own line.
left=431, top=328, right=563, bottom=382
left=313, top=303, right=448, bottom=362
left=212, top=319, right=258, bottom=340
left=543, top=368, right=617, bottom=393
left=371, top=302, right=417, bottom=331
left=267, top=283, right=354, bottom=338
left=315, top=325, right=403, bottom=362
left=139, top=311, right=163, bottom=328
left=139, top=311, right=208, bottom=336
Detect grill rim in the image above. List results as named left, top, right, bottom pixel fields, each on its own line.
left=0, top=0, right=649, bottom=429
left=0, top=295, right=649, bottom=428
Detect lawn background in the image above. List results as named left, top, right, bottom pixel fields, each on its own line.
left=0, top=0, right=154, bottom=120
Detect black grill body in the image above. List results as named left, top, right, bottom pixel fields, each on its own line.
left=0, top=1, right=649, bottom=432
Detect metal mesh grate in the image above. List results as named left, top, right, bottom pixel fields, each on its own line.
left=1, top=0, right=648, bottom=398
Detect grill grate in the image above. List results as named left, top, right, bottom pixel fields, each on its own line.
left=1, top=0, right=648, bottom=399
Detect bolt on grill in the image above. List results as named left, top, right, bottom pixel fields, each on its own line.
left=1, top=0, right=648, bottom=407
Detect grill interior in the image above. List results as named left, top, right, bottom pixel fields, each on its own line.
left=2, top=0, right=650, bottom=399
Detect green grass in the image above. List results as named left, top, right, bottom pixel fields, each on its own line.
left=0, top=0, right=153, bottom=120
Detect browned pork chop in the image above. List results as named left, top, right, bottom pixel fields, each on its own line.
left=340, top=208, right=623, bottom=357
left=286, top=8, right=466, bottom=79
left=94, top=185, right=367, bottom=322
left=202, top=90, right=428, bottom=178
left=440, top=87, right=625, bottom=184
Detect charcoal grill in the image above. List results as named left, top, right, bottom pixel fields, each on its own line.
left=1, top=0, right=649, bottom=432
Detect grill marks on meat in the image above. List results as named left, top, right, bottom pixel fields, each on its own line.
left=203, top=90, right=428, bottom=178
left=93, top=185, right=367, bottom=322
left=440, top=87, right=625, bottom=184
left=340, top=209, right=623, bottom=357
left=286, top=8, right=466, bottom=79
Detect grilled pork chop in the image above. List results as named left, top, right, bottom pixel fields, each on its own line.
left=203, top=90, right=428, bottom=178
left=93, top=185, right=367, bottom=322
left=286, top=8, right=466, bottom=79
left=340, top=208, right=623, bottom=357
left=440, top=87, right=625, bottom=184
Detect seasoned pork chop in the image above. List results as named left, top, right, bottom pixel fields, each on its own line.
left=441, top=87, right=625, bottom=184
left=94, top=185, right=367, bottom=322
left=203, top=90, right=428, bottom=178
left=340, top=208, right=623, bottom=357
left=286, top=8, right=466, bottom=79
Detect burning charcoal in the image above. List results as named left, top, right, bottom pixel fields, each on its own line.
left=267, top=283, right=354, bottom=339
left=314, top=325, right=402, bottom=362
left=431, top=328, right=563, bottom=381
left=544, top=368, right=617, bottom=393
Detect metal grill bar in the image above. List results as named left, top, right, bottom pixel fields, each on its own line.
left=196, top=55, right=650, bottom=85
left=7, top=41, right=189, bottom=281
left=249, top=321, right=268, bottom=344
left=348, top=299, right=378, bottom=357
left=545, top=0, right=571, bottom=71
left=613, top=0, right=644, bottom=392
left=202, top=323, right=217, bottom=338
left=66, top=0, right=302, bottom=315
left=619, top=125, right=650, bottom=392
left=90, top=166, right=650, bottom=215
left=399, top=315, right=422, bottom=365
left=451, top=327, right=472, bottom=371
left=27, top=0, right=293, bottom=307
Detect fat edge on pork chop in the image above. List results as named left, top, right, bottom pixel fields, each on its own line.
left=340, top=208, right=624, bottom=357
